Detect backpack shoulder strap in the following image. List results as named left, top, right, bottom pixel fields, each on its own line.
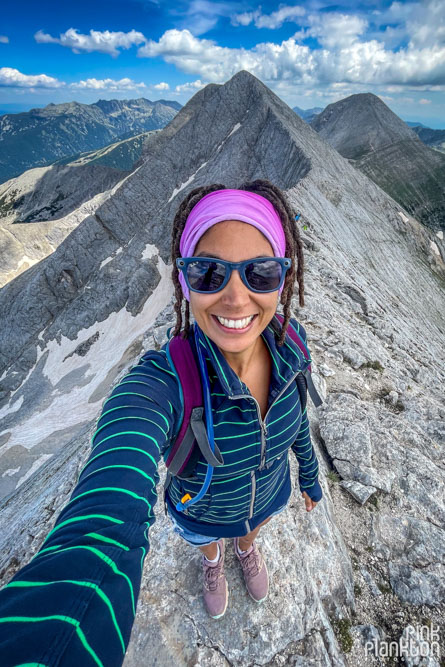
left=165, top=334, right=202, bottom=469
left=165, top=334, right=224, bottom=476
left=274, top=313, right=323, bottom=407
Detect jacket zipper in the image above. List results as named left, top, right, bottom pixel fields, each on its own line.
left=228, top=368, right=302, bottom=518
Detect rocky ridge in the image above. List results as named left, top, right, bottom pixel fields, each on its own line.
left=311, top=93, right=445, bottom=232
left=0, top=71, right=444, bottom=665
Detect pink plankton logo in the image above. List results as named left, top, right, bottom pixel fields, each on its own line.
left=365, top=623, right=441, bottom=660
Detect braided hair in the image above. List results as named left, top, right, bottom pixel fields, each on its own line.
left=170, top=178, right=305, bottom=346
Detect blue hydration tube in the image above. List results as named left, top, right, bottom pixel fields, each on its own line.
left=175, top=323, right=216, bottom=512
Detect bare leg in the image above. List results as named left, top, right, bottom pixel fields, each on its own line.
left=199, top=541, right=219, bottom=560
left=199, top=516, right=272, bottom=560
left=238, top=516, right=271, bottom=552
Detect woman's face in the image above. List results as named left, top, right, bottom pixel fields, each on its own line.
left=189, top=220, right=279, bottom=358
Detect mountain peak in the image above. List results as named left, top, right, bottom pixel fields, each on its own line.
left=311, top=93, right=417, bottom=158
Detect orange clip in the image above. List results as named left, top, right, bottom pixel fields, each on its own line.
left=181, top=493, right=192, bottom=504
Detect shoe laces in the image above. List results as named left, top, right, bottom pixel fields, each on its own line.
left=239, top=547, right=261, bottom=577
left=204, top=559, right=224, bottom=591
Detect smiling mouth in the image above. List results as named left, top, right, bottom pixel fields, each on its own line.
left=212, top=314, right=258, bottom=330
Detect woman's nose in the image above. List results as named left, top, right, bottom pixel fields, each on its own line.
left=220, top=269, right=250, bottom=303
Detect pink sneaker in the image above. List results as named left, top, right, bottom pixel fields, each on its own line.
left=234, top=537, right=269, bottom=603
left=202, top=539, right=228, bottom=619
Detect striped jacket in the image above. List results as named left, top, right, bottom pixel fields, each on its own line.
left=0, top=314, right=322, bottom=667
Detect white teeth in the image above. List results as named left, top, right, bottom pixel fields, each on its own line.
left=216, top=315, right=255, bottom=329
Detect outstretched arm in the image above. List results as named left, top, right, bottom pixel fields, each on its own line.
left=0, top=348, right=180, bottom=667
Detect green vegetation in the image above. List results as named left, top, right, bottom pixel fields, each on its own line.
left=332, top=617, right=354, bottom=653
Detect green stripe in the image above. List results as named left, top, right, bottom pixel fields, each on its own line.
left=0, top=615, right=103, bottom=667
left=31, top=545, right=136, bottom=615
left=263, top=334, right=287, bottom=381
left=67, top=487, right=152, bottom=512
left=92, top=415, right=168, bottom=443
left=267, top=401, right=301, bottom=428
left=92, top=430, right=161, bottom=453
left=214, top=417, right=257, bottom=427
left=140, top=545, right=146, bottom=571
left=80, top=446, right=158, bottom=477
left=85, top=533, right=130, bottom=551
left=81, top=464, right=156, bottom=488
left=196, top=451, right=258, bottom=468
left=103, top=390, right=162, bottom=408
left=5, top=580, right=125, bottom=654
left=202, top=334, right=230, bottom=389
left=43, top=514, right=123, bottom=544
left=119, top=376, right=168, bottom=388
left=268, top=411, right=302, bottom=440
left=214, top=428, right=260, bottom=441
left=148, top=359, right=176, bottom=376
left=217, top=404, right=256, bottom=415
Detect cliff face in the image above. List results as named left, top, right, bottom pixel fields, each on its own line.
left=0, top=97, right=179, bottom=183
left=311, top=93, right=445, bottom=231
left=0, top=71, right=444, bottom=664
left=0, top=131, right=158, bottom=287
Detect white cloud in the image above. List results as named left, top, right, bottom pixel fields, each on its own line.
left=0, top=67, right=64, bottom=88
left=171, top=0, right=239, bottom=36
left=419, top=97, right=432, bottom=104
left=70, top=77, right=147, bottom=91
left=154, top=81, right=170, bottom=90
left=174, top=79, right=206, bottom=92
left=138, top=24, right=445, bottom=91
left=0, top=35, right=9, bottom=44
left=295, top=13, right=368, bottom=49
left=231, top=5, right=305, bottom=29
left=34, top=28, right=146, bottom=57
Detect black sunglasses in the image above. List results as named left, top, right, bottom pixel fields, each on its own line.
left=176, top=256, right=292, bottom=294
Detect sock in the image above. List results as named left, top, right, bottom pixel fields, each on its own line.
left=204, top=543, right=220, bottom=563
left=237, top=541, right=249, bottom=555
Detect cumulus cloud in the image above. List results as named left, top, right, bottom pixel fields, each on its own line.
left=0, top=67, right=64, bottom=88
left=0, top=35, right=9, bottom=44
left=154, top=81, right=170, bottom=90
left=231, top=5, right=305, bottom=29
left=294, top=13, right=368, bottom=49
left=419, top=97, right=431, bottom=103
left=138, top=21, right=445, bottom=90
left=34, top=28, right=146, bottom=57
left=70, top=77, right=147, bottom=91
left=175, top=79, right=206, bottom=92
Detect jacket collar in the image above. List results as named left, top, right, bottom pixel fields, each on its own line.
left=193, top=314, right=310, bottom=399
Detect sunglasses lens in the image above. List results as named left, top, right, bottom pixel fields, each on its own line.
left=245, top=260, right=283, bottom=291
left=187, top=260, right=226, bottom=292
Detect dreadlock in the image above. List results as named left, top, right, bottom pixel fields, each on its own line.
left=170, top=178, right=305, bottom=346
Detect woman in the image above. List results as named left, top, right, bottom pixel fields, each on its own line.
left=0, top=179, right=322, bottom=666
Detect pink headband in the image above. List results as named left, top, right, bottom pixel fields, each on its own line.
left=178, top=189, right=286, bottom=300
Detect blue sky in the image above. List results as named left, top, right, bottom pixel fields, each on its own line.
left=1, top=0, right=444, bottom=127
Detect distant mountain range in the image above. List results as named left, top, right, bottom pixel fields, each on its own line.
left=410, top=126, right=445, bottom=154
left=0, top=98, right=181, bottom=184
left=310, top=93, right=445, bottom=230
left=292, top=106, right=323, bottom=123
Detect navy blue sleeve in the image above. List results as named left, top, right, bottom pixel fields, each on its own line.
left=0, top=348, right=181, bottom=667
left=289, top=320, right=323, bottom=503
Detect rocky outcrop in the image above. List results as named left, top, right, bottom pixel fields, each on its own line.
left=0, top=97, right=180, bottom=183
left=0, top=132, right=159, bottom=286
left=311, top=93, right=445, bottom=232
left=0, top=71, right=444, bottom=665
